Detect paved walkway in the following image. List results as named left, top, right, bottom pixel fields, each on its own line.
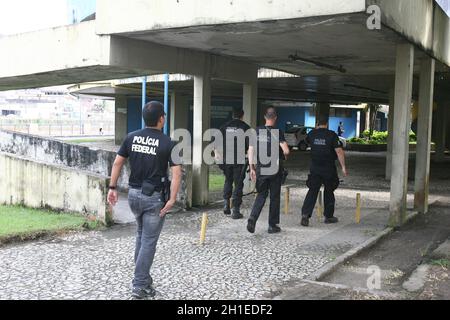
left=0, top=189, right=392, bottom=300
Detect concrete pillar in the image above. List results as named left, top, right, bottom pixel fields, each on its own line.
left=170, top=91, right=192, bottom=209
left=243, top=80, right=258, bottom=128
left=414, top=58, right=435, bottom=214
left=192, top=72, right=211, bottom=206
left=169, top=91, right=190, bottom=135
left=435, top=102, right=448, bottom=162
left=242, top=75, right=258, bottom=194
left=386, top=90, right=395, bottom=180
left=114, top=95, right=128, bottom=145
left=389, top=44, right=414, bottom=227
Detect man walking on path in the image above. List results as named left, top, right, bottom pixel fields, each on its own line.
left=301, top=113, right=347, bottom=227
left=219, top=107, right=251, bottom=219
left=107, top=101, right=182, bottom=299
left=247, top=107, right=290, bottom=234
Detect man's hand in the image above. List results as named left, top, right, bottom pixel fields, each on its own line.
left=160, top=199, right=176, bottom=217
left=250, top=169, right=257, bottom=182
left=342, top=167, right=348, bottom=177
left=108, top=189, right=119, bottom=206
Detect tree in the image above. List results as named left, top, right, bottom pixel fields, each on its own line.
left=365, top=104, right=382, bottom=139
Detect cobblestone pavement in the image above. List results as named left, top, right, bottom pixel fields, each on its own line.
left=0, top=189, right=391, bottom=300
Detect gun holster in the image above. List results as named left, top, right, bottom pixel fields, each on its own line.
left=141, top=181, right=156, bottom=197
left=161, top=177, right=171, bottom=204
left=281, top=169, right=289, bottom=185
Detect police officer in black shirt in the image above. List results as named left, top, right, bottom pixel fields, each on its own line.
left=301, top=113, right=348, bottom=227
left=247, top=107, right=290, bottom=234
left=107, top=101, right=182, bottom=299
left=218, top=107, right=251, bottom=219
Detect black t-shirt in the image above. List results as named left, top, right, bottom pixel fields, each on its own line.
left=219, top=118, right=251, bottom=165
left=118, top=128, right=178, bottom=188
left=253, top=125, right=286, bottom=170
left=306, top=128, right=342, bottom=174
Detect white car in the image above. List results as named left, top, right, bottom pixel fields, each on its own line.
left=285, top=126, right=347, bottom=151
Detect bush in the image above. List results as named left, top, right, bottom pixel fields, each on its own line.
left=349, top=130, right=416, bottom=145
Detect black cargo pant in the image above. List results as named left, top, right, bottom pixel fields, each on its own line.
left=221, top=164, right=246, bottom=208
left=301, top=169, right=340, bottom=219
left=249, top=170, right=283, bottom=227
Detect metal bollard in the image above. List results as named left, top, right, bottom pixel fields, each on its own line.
left=199, top=212, right=209, bottom=245
left=356, top=193, right=361, bottom=224
left=284, top=187, right=290, bottom=215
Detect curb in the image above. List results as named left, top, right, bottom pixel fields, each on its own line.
left=308, top=211, right=420, bottom=282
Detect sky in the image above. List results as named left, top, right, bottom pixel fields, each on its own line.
left=0, top=0, right=96, bottom=36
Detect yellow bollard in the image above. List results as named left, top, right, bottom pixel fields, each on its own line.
left=284, top=187, right=290, bottom=215
left=199, top=212, right=209, bottom=245
left=229, top=198, right=233, bottom=210
left=316, top=190, right=323, bottom=219
left=356, top=193, right=361, bottom=224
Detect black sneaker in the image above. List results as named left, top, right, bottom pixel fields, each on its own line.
left=247, top=219, right=256, bottom=234
left=301, top=216, right=310, bottom=227
left=131, top=285, right=156, bottom=300
left=223, top=201, right=231, bottom=215
left=231, top=208, right=243, bottom=220
left=268, top=225, right=281, bottom=234
left=324, top=217, right=339, bottom=224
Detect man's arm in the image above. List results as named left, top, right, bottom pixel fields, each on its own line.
left=248, top=145, right=257, bottom=181
left=280, top=141, right=290, bottom=159
left=160, top=165, right=182, bottom=217
left=335, top=148, right=348, bottom=177
left=107, top=155, right=127, bottom=206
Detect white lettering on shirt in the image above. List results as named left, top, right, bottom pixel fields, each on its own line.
left=131, top=136, right=160, bottom=155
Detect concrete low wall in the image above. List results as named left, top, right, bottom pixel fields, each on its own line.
left=0, top=130, right=192, bottom=210
left=0, top=130, right=130, bottom=190
left=0, top=153, right=112, bottom=224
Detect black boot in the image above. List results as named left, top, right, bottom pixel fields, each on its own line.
left=223, top=200, right=231, bottom=215
left=231, top=207, right=243, bottom=220
left=247, top=219, right=256, bottom=234
left=324, top=217, right=339, bottom=224
left=268, top=225, right=281, bottom=234
left=301, top=216, right=310, bottom=227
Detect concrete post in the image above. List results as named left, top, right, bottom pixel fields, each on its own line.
left=386, top=90, right=395, bottom=180
left=435, top=102, right=448, bottom=162
left=243, top=76, right=258, bottom=194
left=389, top=44, right=414, bottom=227
left=114, top=95, right=128, bottom=145
left=414, top=58, right=435, bottom=214
left=192, top=71, right=211, bottom=206
left=169, top=91, right=190, bottom=135
left=243, top=80, right=258, bottom=128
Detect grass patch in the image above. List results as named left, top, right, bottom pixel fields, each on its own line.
left=209, top=174, right=225, bottom=192
left=0, top=205, right=96, bottom=242
left=430, top=259, right=450, bottom=269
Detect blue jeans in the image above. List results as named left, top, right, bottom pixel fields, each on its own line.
left=128, top=188, right=165, bottom=289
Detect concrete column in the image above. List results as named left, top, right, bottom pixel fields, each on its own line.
left=192, top=72, right=211, bottom=206
left=435, top=102, right=448, bottom=162
left=114, top=95, right=128, bottom=145
left=242, top=75, right=258, bottom=194
left=386, top=90, right=395, bottom=180
left=170, top=91, right=192, bottom=209
left=169, top=91, right=190, bottom=135
left=389, top=44, right=414, bottom=227
left=243, top=80, right=258, bottom=128
left=414, top=58, right=435, bottom=214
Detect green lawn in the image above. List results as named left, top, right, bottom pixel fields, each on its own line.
left=0, top=205, right=93, bottom=240
left=209, top=174, right=225, bottom=192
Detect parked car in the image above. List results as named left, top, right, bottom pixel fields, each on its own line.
left=284, top=125, right=347, bottom=151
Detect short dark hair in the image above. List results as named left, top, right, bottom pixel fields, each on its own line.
left=317, top=113, right=329, bottom=126
left=143, top=101, right=165, bottom=127
left=264, top=107, right=277, bottom=119
left=233, top=107, right=244, bottom=119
